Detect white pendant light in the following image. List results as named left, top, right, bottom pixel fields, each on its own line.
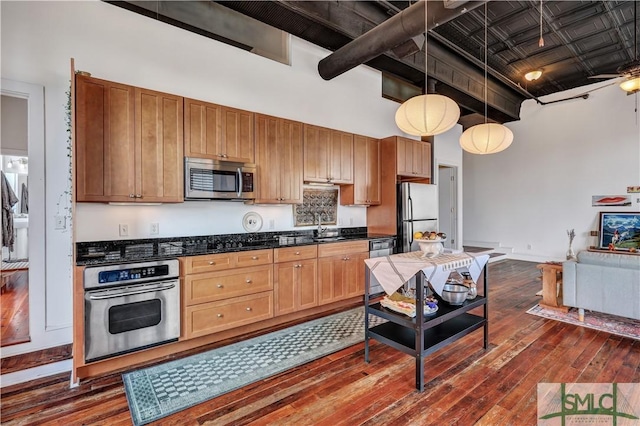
left=460, top=3, right=514, bottom=155
left=459, top=123, right=513, bottom=154
left=394, top=0, right=460, bottom=137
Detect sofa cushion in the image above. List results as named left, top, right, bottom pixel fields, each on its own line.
left=577, top=250, right=640, bottom=270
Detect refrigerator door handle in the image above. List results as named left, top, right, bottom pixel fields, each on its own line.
left=409, top=221, right=414, bottom=246
left=408, top=196, right=414, bottom=222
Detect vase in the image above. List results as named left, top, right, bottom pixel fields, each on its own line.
left=566, top=244, right=576, bottom=260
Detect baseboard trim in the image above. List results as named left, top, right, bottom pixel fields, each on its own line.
left=1, top=344, right=72, bottom=375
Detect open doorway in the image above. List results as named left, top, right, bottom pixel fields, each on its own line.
left=438, top=165, right=458, bottom=250
left=1, top=93, right=30, bottom=346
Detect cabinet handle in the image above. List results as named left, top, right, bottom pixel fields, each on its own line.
left=294, top=264, right=301, bottom=268
left=209, top=261, right=215, bottom=265
left=135, top=194, right=142, bottom=198
left=217, top=313, right=223, bottom=318
left=295, top=251, right=300, bottom=255
left=246, top=279, right=252, bottom=283
left=246, top=307, right=252, bottom=312
left=251, top=256, right=258, bottom=260
left=217, top=284, right=223, bottom=288
left=129, top=194, right=135, bottom=198
left=343, top=257, right=350, bottom=261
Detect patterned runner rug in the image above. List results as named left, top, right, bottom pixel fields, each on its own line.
left=123, top=307, right=384, bottom=426
left=526, top=304, right=640, bottom=341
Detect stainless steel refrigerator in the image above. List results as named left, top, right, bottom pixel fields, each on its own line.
left=397, top=182, right=438, bottom=253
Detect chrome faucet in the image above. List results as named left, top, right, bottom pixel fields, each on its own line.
left=316, top=212, right=327, bottom=236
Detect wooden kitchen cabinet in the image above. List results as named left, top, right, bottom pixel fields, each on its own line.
left=75, top=75, right=183, bottom=203
left=184, top=98, right=254, bottom=163
left=181, top=249, right=275, bottom=339
left=396, top=136, right=431, bottom=179
left=340, top=135, right=380, bottom=205
left=317, top=241, right=369, bottom=305
left=274, top=245, right=318, bottom=316
left=254, top=113, right=303, bottom=204
left=303, top=124, right=353, bottom=184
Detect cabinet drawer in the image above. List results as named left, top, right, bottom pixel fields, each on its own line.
left=235, top=249, right=273, bottom=267
left=185, top=291, right=274, bottom=338
left=184, top=265, right=273, bottom=305
left=184, top=253, right=235, bottom=274
left=274, top=245, right=317, bottom=263
left=317, top=240, right=369, bottom=258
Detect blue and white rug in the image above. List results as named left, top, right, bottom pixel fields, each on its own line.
left=123, top=307, right=384, bottom=425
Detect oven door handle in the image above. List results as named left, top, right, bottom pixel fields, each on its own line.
left=88, top=282, right=177, bottom=300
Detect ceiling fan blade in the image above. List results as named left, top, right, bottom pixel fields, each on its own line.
left=588, top=74, right=623, bottom=79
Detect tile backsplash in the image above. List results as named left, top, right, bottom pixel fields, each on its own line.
left=294, top=188, right=338, bottom=227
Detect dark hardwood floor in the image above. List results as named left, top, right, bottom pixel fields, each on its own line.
left=1, top=270, right=30, bottom=347
left=1, top=260, right=638, bottom=425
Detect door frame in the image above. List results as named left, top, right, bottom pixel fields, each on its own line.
left=436, top=164, right=459, bottom=250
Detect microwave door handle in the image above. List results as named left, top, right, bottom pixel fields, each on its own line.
left=237, top=168, right=243, bottom=198
left=88, top=282, right=176, bottom=300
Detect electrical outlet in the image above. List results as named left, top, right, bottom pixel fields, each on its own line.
left=54, top=215, right=66, bottom=230
left=268, top=219, right=275, bottom=230
left=527, top=244, right=532, bottom=250
left=150, top=223, right=159, bottom=235
left=119, top=224, right=129, bottom=237
left=349, top=218, right=354, bottom=226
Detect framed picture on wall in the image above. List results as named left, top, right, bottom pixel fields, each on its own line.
left=598, top=212, right=640, bottom=251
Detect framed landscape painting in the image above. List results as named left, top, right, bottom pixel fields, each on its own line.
left=598, top=212, right=640, bottom=251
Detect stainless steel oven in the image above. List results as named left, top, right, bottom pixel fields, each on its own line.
left=184, top=157, right=256, bottom=200
left=83, top=259, right=180, bottom=362
left=368, top=237, right=396, bottom=296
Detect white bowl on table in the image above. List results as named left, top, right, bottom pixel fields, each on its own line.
left=415, top=237, right=446, bottom=258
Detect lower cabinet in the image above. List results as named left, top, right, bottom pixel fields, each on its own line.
left=274, top=245, right=318, bottom=316
left=317, top=241, right=369, bottom=305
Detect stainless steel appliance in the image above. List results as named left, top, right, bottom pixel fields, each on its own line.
left=83, top=259, right=180, bottom=362
left=397, top=182, right=438, bottom=253
left=368, top=237, right=396, bottom=296
left=185, top=157, right=256, bottom=200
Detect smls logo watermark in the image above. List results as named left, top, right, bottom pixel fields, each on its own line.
left=538, top=383, right=640, bottom=425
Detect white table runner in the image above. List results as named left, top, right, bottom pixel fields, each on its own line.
left=364, top=251, right=490, bottom=296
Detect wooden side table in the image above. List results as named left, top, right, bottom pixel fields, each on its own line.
left=536, top=263, right=569, bottom=313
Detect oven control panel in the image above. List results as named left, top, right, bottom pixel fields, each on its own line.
left=98, top=265, right=170, bottom=284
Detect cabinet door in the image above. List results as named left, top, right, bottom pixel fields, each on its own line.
left=345, top=252, right=368, bottom=298
left=366, top=137, right=381, bottom=204
left=297, top=258, right=318, bottom=311
left=183, top=98, right=221, bottom=159
left=222, top=106, right=254, bottom=163
left=136, top=88, right=184, bottom=203
left=303, top=124, right=331, bottom=183
left=318, top=255, right=348, bottom=305
left=396, top=137, right=413, bottom=177
left=352, top=135, right=369, bottom=204
left=75, top=75, right=135, bottom=202
left=275, top=259, right=317, bottom=315
left=278, top=119, right=304, bottom=203
left=255, top=114, right=281, bottom=203
left=415, top=141, right=432, bottom=178
left=329, top=130, right=353, bottom=184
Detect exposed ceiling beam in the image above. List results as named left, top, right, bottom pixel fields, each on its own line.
left=317, top=0, right=487, bottom=80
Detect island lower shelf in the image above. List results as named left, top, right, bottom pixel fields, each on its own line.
left=368, top=313, right=486, bottom=356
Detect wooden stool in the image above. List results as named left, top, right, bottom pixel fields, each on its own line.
left=536, top=263, right=569, bottom=313
left=1, top=271, right=15, bottom=294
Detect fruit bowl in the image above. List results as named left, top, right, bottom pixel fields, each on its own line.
left=415, top=237, right=446, bottom=258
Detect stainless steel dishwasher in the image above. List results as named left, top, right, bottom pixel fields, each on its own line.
left=368, top=237, right=396, bottom=296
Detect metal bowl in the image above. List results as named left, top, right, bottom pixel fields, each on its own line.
left=442, top=283, right=469, bottom=305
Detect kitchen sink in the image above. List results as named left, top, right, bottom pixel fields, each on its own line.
left=314, top=236, right=346, bottom=242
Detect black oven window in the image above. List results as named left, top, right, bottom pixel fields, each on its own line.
left=109, top=299, right=162, bottom=334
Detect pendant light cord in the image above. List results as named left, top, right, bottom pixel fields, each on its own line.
left=538, top=0, right=544, bottom=47
left=424, top=0, right=428, bottom=95
left=484, top=2, right=488, bottom=124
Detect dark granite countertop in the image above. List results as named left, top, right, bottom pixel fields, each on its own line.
left=76, top=228, right=396, bottom=266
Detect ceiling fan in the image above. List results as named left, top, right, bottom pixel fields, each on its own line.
left=589, top=1, right=640, bottom=94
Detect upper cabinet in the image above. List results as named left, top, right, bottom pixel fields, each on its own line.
left=75, top=75, right=183, bottom=203
left=303, top=124, right=353, bottom=184
left=184, top=98, right=254, bottom=163
left=396, top=136, right=431, bottom=179
left=340, top=135, right=380, bottom=206
left=254, top=114, right=304, bottom=204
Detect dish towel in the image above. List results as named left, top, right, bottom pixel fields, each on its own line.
left=364, top=251, right=490, bottom=297
left=1, top=171, right=18, bottom=250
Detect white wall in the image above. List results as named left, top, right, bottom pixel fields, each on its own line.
left=0, top=0, right=400, bottom=360
left=463, top=82, right=640, bottom=262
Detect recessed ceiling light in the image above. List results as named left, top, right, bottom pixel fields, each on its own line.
left=524, top=70, right=543, bottom=81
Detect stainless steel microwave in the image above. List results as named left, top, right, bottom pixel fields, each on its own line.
left=184, top=157, right=256, bottom=200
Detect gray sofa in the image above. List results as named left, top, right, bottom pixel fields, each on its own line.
left=563, top=250, right=640, bottom=320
